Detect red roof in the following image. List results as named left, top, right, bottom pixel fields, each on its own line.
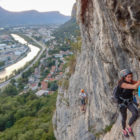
left=31, top=83, right=37, bottom=87
left=59, top=72, right=63, bottom=75
left=47, top=73, right=52, bottom=78
left=50, top=78, right=55, bottom=81
left=41, top=81, right=48, bottom=90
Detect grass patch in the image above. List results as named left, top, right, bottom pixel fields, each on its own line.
left=89, top=123, right=114, bottom=138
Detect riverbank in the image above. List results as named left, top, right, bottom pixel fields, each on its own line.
left=16, top=33, right=42, bottom=49
left=0, top=46, right=31, bottom=72
left=0, top=34, right=40, bottom=83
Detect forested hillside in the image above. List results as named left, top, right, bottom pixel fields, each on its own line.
left=53, top=18, right=80, bottom=41
left=0, top=91, right=57, bottom=140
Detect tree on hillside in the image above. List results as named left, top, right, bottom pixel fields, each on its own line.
left=0, top=61, right=5, bottom=67
left=48, top=81, right=58, bottom=91
left=3, top=84, right=18, bottom=96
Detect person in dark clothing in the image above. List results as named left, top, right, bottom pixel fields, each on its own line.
left=118, top=69, right=140, bottom=137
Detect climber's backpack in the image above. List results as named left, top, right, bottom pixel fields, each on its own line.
left=111, top=84, right=121, bottom=103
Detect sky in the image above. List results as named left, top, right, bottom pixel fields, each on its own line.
left=0, top=0, right=75, bottom=16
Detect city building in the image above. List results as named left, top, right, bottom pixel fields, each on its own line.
left=35, top=90, right=49, bottom=96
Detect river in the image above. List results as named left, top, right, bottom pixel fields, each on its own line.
left=0, top=34, right=40, bottom=82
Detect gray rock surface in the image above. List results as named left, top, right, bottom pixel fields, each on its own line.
left=71, top=3, right=77, bottom=18
left=53, top=0, right=140, bottom=140
left=103, top=108, right=140, bottom=140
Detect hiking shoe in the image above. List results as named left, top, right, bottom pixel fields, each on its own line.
left=127, top=127, right=134, bottom=136
left=123, top=130, right=129, bottom=137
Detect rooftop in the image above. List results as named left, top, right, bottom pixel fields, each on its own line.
left=35, top=90, right=48, bottom=96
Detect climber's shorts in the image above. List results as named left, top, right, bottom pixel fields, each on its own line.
left=81, top=98, right=86, bottom=105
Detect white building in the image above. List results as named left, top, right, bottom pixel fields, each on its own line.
left=0, top=44, right=7, bottom=50
left=35, top=90, right=49, bottom=96
left=54, top=54, right=63, bottom=58
left=14, top=51, right=23, bottom=56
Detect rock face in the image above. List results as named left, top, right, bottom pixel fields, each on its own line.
left=53, top=0, right=140, bottom=140
left=71, top=3, right=77, bottom=18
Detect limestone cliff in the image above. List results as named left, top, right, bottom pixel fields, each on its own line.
left=53, top=0, right=140, bottom=140
left=71, top=3, right=77, bottom=18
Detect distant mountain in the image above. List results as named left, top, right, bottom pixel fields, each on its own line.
left=0, top=7, right=70, bottom=27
